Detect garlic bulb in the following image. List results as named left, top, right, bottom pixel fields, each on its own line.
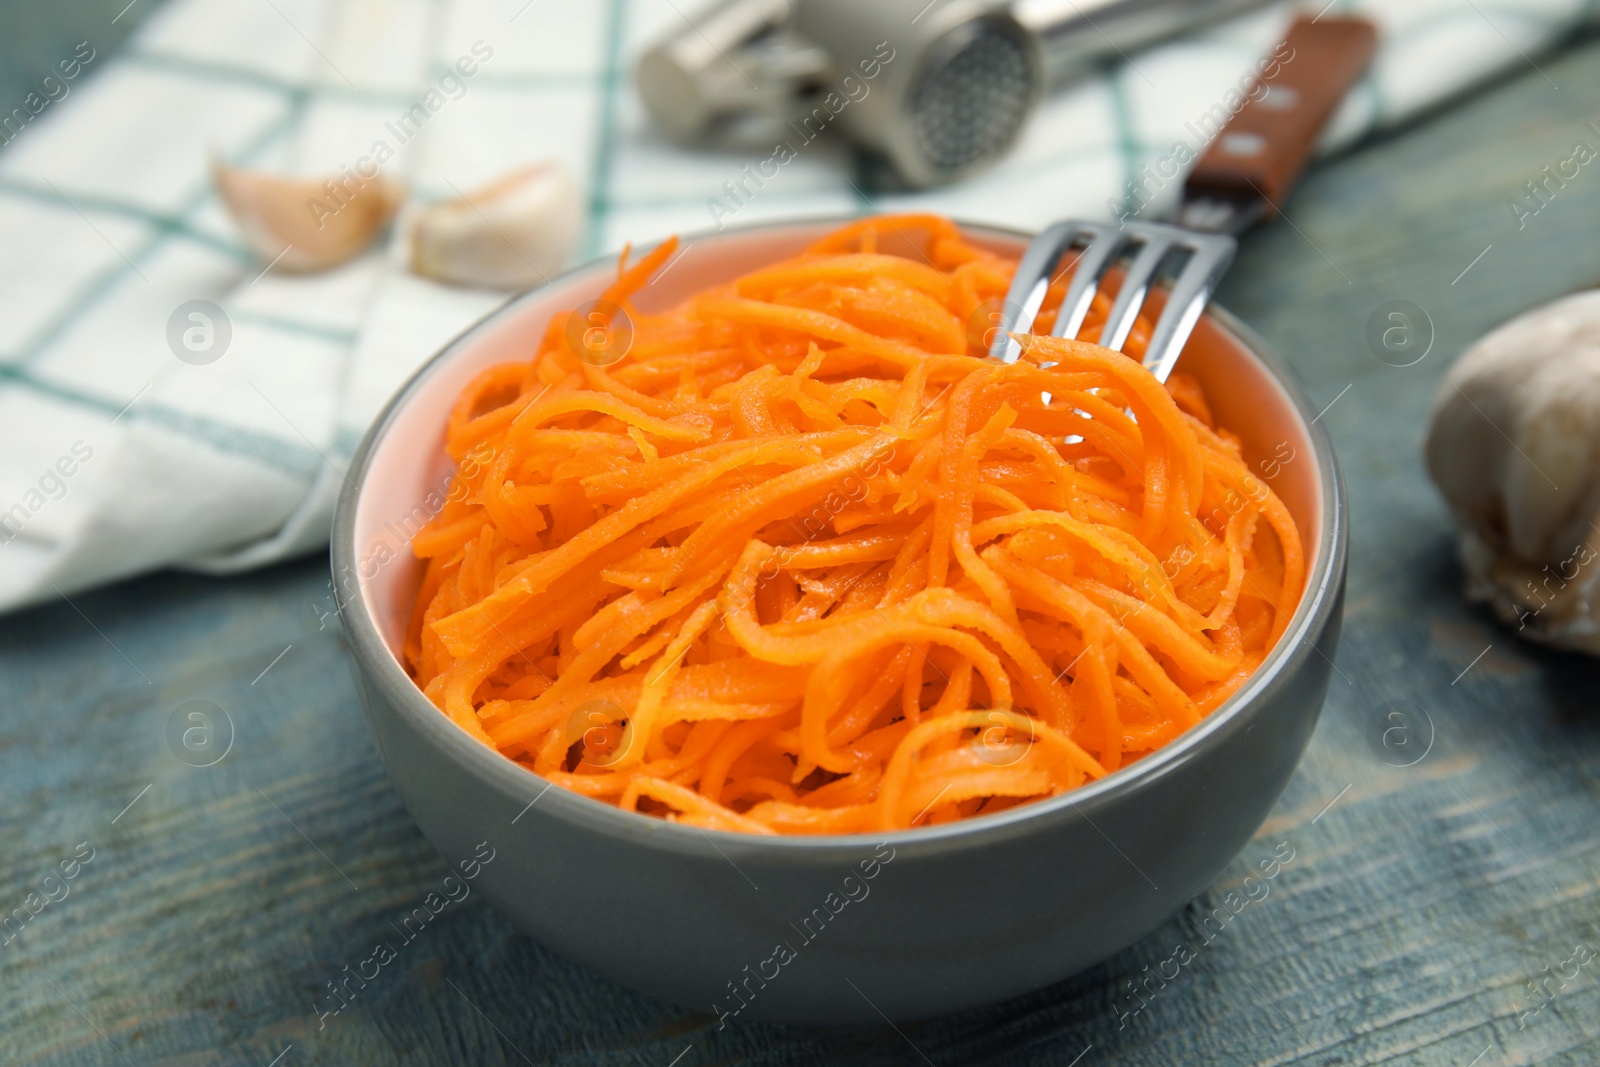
left=404, top=163, right=581, bottom=290
left=213, top=160, right=404, bottom=272
left=1424, top=289, right=1600, bottom=653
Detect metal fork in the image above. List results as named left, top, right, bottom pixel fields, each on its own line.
left=987, top=14, right=1378, bottom=379
left=987, top=218, right=1236, bottom=381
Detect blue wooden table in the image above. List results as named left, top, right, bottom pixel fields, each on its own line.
left=5, top=27, right=1600, bottom=1067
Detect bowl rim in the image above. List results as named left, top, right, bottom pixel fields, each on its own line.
left=332, top=215, right=1348, bottom=858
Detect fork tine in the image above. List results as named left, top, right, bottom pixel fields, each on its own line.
left=1051, top=222, right=1126, bottom=343
left=994, top=218, right=1236, bottom=380
left=1095, top=233, right=1173, bottom=351
left=1139, top=234, right=1236, bottom=382
left=989, top=221, right=1084, bottom=363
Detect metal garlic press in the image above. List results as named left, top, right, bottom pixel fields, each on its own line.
left=637, top=0, right=1276, bottom=187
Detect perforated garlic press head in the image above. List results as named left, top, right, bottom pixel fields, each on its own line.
left=636, top=0, right=1272, bottom=188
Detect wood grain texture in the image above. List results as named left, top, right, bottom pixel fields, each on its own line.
left=5, top=30, right=1600, bottom=1067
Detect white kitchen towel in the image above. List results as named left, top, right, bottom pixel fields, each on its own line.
left=0, top=0, right=1591, bottom=612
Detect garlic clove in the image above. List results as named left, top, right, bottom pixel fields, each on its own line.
left=1425, top=289, right=1600, bottom=654
left=213, top=159, right=405, bottom=273
left=404, top=163, right=582, bottom=290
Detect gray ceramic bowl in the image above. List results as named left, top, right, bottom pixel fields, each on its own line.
left=332, top=219, right=1347, bottom=1025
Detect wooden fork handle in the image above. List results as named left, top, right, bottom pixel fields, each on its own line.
left=1184, top=15, right=1378, bottom=216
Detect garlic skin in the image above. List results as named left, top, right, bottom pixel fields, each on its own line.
left=1425, top=289, right=1600, bottom=653
left=404, top=163, right=582, bottom=290
left=213, top=160, right=404, bottom=272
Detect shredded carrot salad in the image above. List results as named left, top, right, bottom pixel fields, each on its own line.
left=404, top=214, right=1305, bottom=835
